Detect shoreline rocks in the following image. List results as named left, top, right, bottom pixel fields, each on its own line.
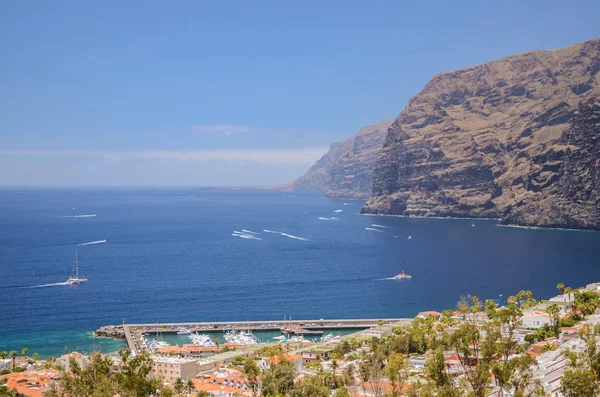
left=94, top=325, right=125, bottom=339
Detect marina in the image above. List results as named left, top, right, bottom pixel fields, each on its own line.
left=118, top=318, right=408, bottom=354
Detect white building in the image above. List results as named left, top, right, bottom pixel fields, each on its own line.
left=57, top=352, right=89, bottom=372
left=520, top=312, right=553, bottom=329
left=0, top=358, right=11, bottom=372
left=152, top=356, right=198, bottom=383
left=363, top=327, right=393, bottom=338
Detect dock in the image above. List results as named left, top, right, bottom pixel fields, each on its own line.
left=120, top=318, right=409, bottom=354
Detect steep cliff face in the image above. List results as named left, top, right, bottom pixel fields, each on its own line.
left=284, top=120, right=393, bottom=198
left=362, top=38, right=600, bottom=229
left=502, top=98, right=600, bottom=229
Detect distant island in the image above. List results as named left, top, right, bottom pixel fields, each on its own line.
left=281, top=38, right=600, bottom=231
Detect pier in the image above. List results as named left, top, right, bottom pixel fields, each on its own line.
left=119, top=318, right=410, bottom=354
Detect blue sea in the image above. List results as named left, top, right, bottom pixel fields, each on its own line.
left=1, top=188, right=599, bottom=357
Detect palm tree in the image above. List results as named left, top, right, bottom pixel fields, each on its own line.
left=565, top=287, right=574, bottom=306
left=185, top=379, right=195, bottom=395
left=174, top=377, right=184, bottom=395
left=9, top=351, right=18, bottom=371
left=0, top=352, right=7, bottom=359
left=331, top=359, right=339, bottom=387
left=557, top=283, right=565, bottom=295
left=377, top=319, right=384, bottom=337
left=21, top=348, right=28, bottom=357
left=32, top=353, right=39, bottom=361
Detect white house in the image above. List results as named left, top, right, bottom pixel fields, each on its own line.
left=520, top=311, right=553, bottom=329
left=0, top=358, right=11, bottom=372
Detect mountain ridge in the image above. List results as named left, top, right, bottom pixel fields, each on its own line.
left=361, top=37, right=600, bottom=230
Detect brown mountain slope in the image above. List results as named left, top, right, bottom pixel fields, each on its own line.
left=282, top=119, right=393, bottom=198
left=362, top=38, right=600, bottom=230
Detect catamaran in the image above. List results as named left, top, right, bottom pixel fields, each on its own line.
left=393, top=258, right=412, bottom=280
left=66, top=251, right=88, bottom=285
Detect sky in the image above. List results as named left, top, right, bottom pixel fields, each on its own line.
left=0, top=0, right=598, bottom=187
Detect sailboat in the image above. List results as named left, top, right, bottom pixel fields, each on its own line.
left=393, top=258, right=412, bottom=279
left=66, top=251, right=88, bottom=284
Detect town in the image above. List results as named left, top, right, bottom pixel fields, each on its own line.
left=2, top=281, right=600, bottom=397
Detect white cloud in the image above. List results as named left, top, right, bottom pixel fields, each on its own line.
left=191, top=124, right=255, bottom=136
left=0, top=147, right=328, bottom=166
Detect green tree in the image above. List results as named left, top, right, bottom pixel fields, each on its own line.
left=358, top=348, right=386, bottom=397
left=289, top=375, right=330, bottom=397
left=186, top=379, right=195, bottom=395
left=557, top=283, right=565, bottom=295
left=21, top=348, right=29, bottom=357
left=457, top=295, right=482, bottom=323
left=331, top=359, right=339, bottom=387
left=335, top=386, right=350, bottom=397
left=9, top=350, right=18, bottom=371
left=32, top=353, right=40, bottom=361
left=386, top=352, right=408, bottom=397
left=243, top=358, right=260, bottom=396
left=196, top=392, right=212, bottom=397
left=573, top=290, right=600, bottom=318
left=0, top=378, right=17, bottom=397
left=260, top=357, right=296, bottom=397
left=546, top=303, right=561, bottom=337
left=174, top=377, right=184, bottom=395
left=160, top=387, right=175, bottom=397
left=60, top=353, right=117, bottom=397
left=115, top=349, right=156, bottom=397
left=559, top=369, right=598, bottom=397
left=448, top=322, right=494, bottom=397
left=425, top=349, right=453, bottom=389
left=0, top=352, right=7, bottom=359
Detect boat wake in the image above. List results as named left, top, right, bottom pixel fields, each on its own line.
left=24, top=282, right=70, bottom=288
left=62, top=214, right=97, bottom=218
left=318, top=217, right=338, bottom=221
left=376, top=277, right=409, bottom=281
left=241, top=229, right=261, bottom=235
left=365, top=227, right=384, bottom=233
left=263, top=230, right=309, bottom=241
left=77, top=239, right=107, bottom=246
left=232, top=231, right=262, bottom=240
left=371, top=224, right=392, bottom=229
left=333, top=209, right=343, bottom=213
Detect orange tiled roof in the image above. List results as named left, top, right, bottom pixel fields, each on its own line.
left=419, top=311, right=442, bottom=316
left=192, top=378, right=251, bottom=395
left=1, top=370, right=60, bottom=397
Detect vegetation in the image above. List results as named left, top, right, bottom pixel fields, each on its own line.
left=44, top=349, right=158, bottom=397
left=6, top=283, right=600, bottom=397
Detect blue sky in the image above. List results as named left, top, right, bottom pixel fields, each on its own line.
left=1, top=0, right=598, bottom=186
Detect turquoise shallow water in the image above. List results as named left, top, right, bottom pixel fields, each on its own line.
left=1, top=188, right=600, bottom=357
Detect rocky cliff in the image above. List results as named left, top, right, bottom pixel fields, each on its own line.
left=283, top=120, right=393, bottom=198
left=362, top=38, right=600, bottom=230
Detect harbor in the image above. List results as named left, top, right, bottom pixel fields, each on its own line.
left=108, top=318, right=410, bottom=354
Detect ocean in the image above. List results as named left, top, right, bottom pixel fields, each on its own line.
left=1, top=188, right=599, bottom=358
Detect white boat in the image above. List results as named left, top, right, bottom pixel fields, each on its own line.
left=223, top=330, right=259, bottom=345
left=66, top=252, right=88, bottom=285
left=177, top=328, right=191, bottom=335
left=392, top=258, right=412, bottom=280
left=189, top=333, right=216, bottom=347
